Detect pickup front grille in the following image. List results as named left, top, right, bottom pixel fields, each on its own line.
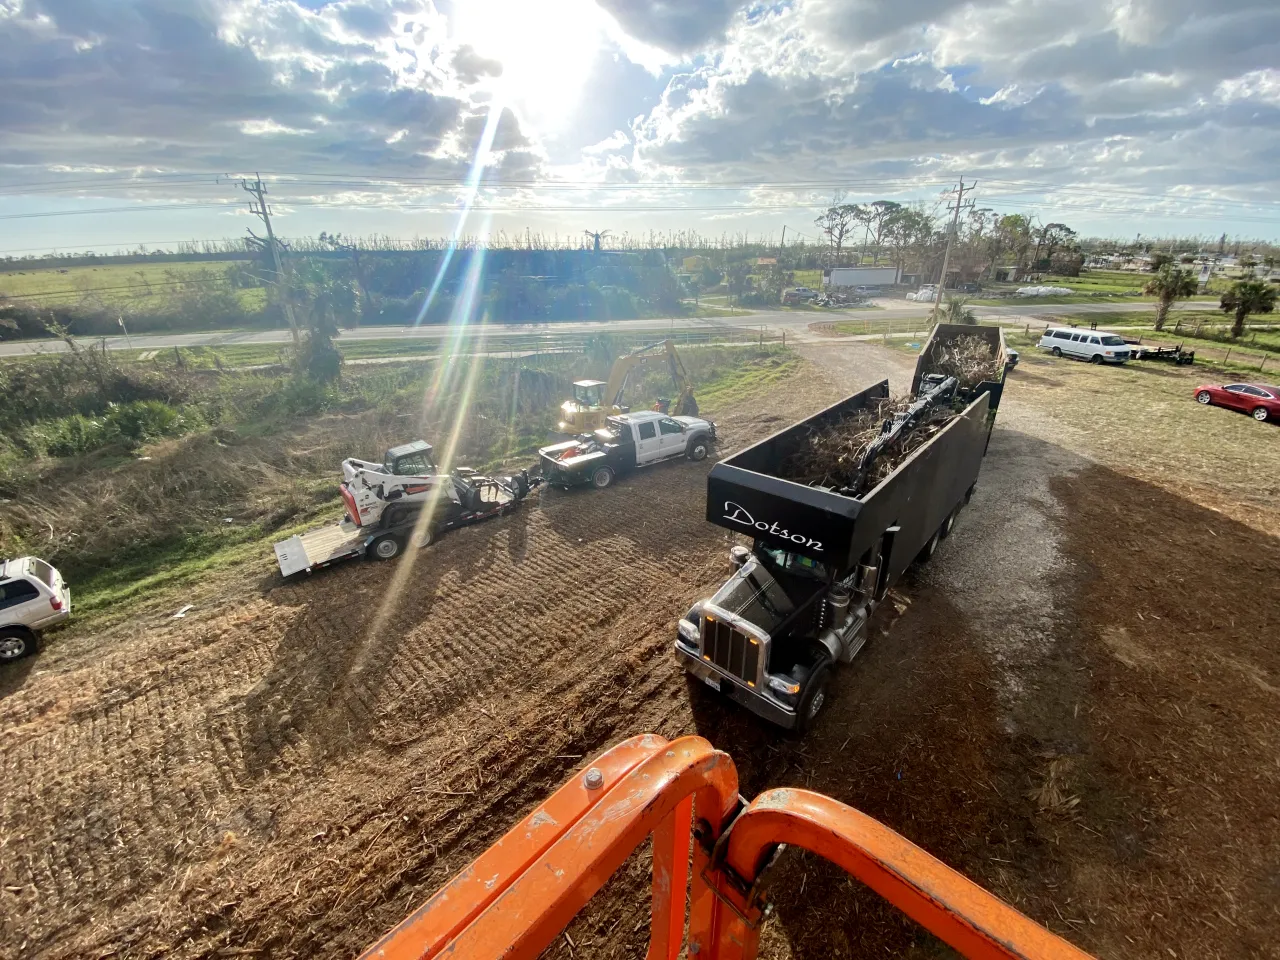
left=701, top=616, right=760, bottom=687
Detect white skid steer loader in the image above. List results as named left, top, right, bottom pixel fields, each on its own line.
left=274, top=440, right=539, bottom=576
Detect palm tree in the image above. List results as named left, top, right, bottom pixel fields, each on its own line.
left=1143, top=264, right=1197, bottom=332
left=1220, top=279, right=1277, bottom=338
left=942, top=297, right=977, bottom=324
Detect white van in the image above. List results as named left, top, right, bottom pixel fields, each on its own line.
left=1037, top=328, right=1132, bottom=364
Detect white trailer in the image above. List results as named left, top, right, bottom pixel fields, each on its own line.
left=825, top=267, right=900, bottom=288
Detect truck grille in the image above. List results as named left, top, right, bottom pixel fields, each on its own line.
left=701, top=616, right=760, bottom=686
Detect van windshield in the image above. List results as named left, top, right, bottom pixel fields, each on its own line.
left=1100, top=335, right=1127, bottom=346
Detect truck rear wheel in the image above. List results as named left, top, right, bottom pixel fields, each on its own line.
left=795, top=661, right=831, bottom=734
left=370, top=533, right=402, bottom=560
left=0, top=627, right=37, bottom=662
left=915, top=527, right=941, bottom=564
left=591, top=466, right=615, bottom=489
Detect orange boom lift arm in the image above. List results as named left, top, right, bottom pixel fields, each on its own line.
left=358, top=735, right=1095, bottom=960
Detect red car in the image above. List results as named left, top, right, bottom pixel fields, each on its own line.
left=1194, top=382, right=1280, bottom=422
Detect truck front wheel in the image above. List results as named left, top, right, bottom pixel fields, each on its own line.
left=591, top=466, right=615, bottom=489
left=796, top=662, right=831, bottom=734
left=687, top=438, right=709, bottom=461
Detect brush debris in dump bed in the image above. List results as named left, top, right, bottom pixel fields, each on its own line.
left=673, top=323, right=1010, bottom=731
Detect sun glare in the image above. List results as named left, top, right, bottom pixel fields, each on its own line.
left=452, top=0, right=606, bottom=134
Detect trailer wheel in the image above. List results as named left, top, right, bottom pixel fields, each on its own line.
left=370, top=533, right=402, bottom=560
left=795, top=662, right=831, bottom=734
left=409, top=524, right=435, bottom=549
left=964, top=482, right=976, bottom=504
left=687, top=439, right=709, bottom=461
left=591, top=466, right=615, bottom=489
left=0, top=627, right=37, bottom=662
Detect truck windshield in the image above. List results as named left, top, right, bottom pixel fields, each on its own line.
left=758, top=547, right=829, bottom=581
left=710, top=561, right=795, bottom=633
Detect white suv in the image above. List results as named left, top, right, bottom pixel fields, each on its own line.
left=1038, top=328, right=1132, bottom=364
left=1, top=557, right=71, bottom=662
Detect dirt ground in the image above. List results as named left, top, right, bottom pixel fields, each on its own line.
left=2, top=342, right=1278, bottom=959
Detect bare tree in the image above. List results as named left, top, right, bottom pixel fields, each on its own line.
left=814, top=191, right=860, bottom=266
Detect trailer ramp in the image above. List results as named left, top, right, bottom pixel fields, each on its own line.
left=274, top=520, right=366, bottom=577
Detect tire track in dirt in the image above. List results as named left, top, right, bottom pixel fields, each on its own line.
left=0, top=365, right=847, bottom=959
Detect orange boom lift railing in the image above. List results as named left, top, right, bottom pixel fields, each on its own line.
left=358, top=734, right=1095, bottom=960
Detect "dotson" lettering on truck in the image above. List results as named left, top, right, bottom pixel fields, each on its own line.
left=722, top=501, right=824, bottom=551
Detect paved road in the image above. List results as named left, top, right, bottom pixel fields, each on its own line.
left=0, top=300, right=1158, bottom=357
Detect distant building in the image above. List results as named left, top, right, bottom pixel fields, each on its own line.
left=756, top=257, right=777, bottom=266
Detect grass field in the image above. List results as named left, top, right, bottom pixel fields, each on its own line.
left=970, top=269, right=1220, bottom=306
left=0, top=260, right=265, bottom=310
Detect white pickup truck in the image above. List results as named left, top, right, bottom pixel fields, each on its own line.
left=538, top=410, right=717, bottom=490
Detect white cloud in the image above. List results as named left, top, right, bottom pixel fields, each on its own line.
left=1217, top=68, right=1280, bottom=106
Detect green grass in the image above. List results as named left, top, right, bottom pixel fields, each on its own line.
left=0, top=260, right=262, bottom=309
left=828, top=317, right=942, bottom=336
left=969, top=268, right=1224, bottom=306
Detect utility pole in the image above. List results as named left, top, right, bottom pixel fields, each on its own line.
left=931, top=176, right=977, bottom=324
left=240, top=173, right=300, bottom=343
left=778, top=225, right=786, bottom=258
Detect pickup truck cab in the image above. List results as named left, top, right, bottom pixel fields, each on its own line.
left=539, top=410, right=717, bottom=489
left=1, top=556, right=71, bottom=662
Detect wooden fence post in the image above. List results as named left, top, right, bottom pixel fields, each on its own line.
left=1261, top=355, right=1268, bottom=373
left=1224, top=348, right=1231, bottom=363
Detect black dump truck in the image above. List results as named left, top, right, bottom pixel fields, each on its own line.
left=674, top=324, right=1010, bottom=731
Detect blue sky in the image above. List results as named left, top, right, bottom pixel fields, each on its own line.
left=2, top=0, right=1279, bottom=254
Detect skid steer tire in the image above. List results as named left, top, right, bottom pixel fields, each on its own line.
left=591, top=466, right=615, bottom=490
left=369, top=533, right=402, bottom=561
left=384, top=505, right=412, bottom=529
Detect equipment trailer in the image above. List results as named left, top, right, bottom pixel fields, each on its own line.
left=675, top=324, right=1009, bottom=731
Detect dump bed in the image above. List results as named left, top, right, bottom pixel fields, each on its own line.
left=708, top=325, right=1006, bottom=578
left=910, top=322, right=1009, bottom=414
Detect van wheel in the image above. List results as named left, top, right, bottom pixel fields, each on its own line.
left=1051, top=347, right=1062, bottom=357
left=0, top=628, right=36, bottom=662
left=370, top=533, right=402, bottom=560
left=591, top=466, right=615, bottom=489
left=687, top=439, right=709, bottom=461
left=795, top=662, right=831, bottom=734
left=1089, top=355, right=1103, bottom=365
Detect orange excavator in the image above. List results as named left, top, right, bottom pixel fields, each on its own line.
left=358, top=735, right=1096, bottom=960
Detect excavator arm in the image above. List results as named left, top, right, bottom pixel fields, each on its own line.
left=604, top=340, right=696, bottom=416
